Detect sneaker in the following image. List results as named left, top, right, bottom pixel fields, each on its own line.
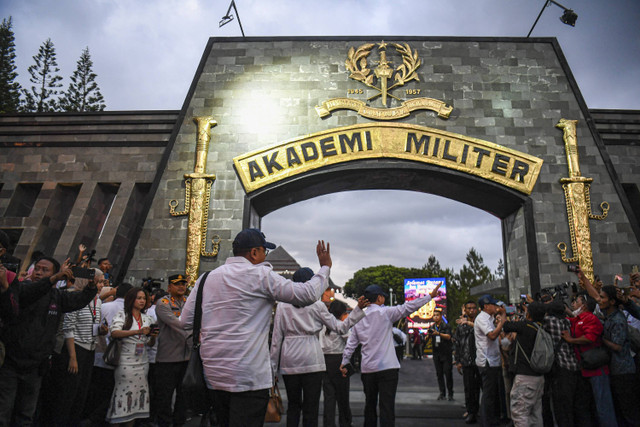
left=437, top=393, right=445, bottom=400
left=448, top=395, right=454, bottom=401
left=465, top=414, right=478, bottom=424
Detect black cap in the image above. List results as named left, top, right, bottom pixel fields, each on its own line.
left=478, top=294, right=499, bottom=308
left=364, top=284, right=389, bottom=301
left=232, top=228, right=276, bottom=251
left=292, top=267, right=314, bottom=283
left=168, top=274, right=188, bottom=284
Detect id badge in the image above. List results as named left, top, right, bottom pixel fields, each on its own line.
left=435, top=335, right=441, bottom=345
left=135, top=343, right=145, bottom=356
left=92, top=324, right=100, bottom=337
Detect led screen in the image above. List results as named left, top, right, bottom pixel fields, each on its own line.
left=404, top=277, right=447, bottom=329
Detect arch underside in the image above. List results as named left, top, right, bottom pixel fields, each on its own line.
left=246, top=159, right=529, bottom=219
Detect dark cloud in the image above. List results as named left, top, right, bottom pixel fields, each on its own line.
left=3, top=0, right=637, bottom=287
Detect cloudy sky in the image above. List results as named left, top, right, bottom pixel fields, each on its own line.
left=3, top=0, right=639, bottom=286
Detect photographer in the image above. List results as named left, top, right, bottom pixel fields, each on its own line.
left=427, top=308, right=454, bottom=401
left=0, top=257, right=98, bottom=426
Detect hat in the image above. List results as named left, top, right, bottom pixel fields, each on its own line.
left=478, top=294, right=499, bottom=308
left=168, top=274, right=188, bottom=284
left=364, top=284, right=389, bottom=301
left=292, top=267, right=314, bottom=283
left=232, top=228, right=276, bottom=251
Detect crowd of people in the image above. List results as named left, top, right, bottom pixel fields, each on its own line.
left=2, top=227, right=640, bottom=427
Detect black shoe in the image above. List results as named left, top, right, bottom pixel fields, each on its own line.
left=437, top=393, right=445, bottom=400
left=448, top=395, right=454, bottom=401
left=465, top=414, right=477, bottom=424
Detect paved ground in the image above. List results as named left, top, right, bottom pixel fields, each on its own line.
left=188, top=355, right=470, bottom=426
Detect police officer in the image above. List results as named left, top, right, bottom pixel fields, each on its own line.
left=153, top=274, right=192, bottom=427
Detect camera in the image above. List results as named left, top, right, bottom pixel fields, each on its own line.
left=567, top=264, right=579, bottom=273
left=142, top=277, right=163, bottom=293
left=72, top=266, right=95, bottom=280
left=1, top=262, right=20, bottom=272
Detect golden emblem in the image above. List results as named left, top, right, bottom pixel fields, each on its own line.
left=316, top=41, right=452, bottom=120
left=555, top=119, right=609, bottom=284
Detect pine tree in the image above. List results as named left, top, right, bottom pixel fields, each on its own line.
left=59, top=47, right=105, bottom=111
left=0, top=17, right=21, bottom=113
left=21, top=38, right=63, bottom=112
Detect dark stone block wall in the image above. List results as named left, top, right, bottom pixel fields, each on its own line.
left=126, top=36, right=640, bottom=296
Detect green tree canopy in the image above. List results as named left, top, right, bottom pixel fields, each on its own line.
left=0, top=17, right=21, bottom=113
left=59, top=47, right=105, bottom=111
left=21, top=38, right=63, bottom=112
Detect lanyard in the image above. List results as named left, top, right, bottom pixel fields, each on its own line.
left=90, top=296, right=97, bottom=323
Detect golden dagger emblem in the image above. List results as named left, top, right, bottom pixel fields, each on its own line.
left=169, top=116, right=221, bottom=290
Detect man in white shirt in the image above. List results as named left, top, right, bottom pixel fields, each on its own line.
left=474, top=294, right=506, bottom=427
left=180, top=229, right=333, bottom=427
left=340, top=283, right=441, bottom=427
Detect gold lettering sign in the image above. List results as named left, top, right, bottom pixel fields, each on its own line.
left=233, top=123, right=543, bottom=195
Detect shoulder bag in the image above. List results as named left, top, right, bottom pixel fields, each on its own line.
left=264, top=380, right=284, bottom=423
left=103, top=337, right=121, bottom=366
left=181, top=271, right=211, bottom=414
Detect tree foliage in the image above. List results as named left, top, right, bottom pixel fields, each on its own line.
left=21, top=38, right=63, bottom=112
left=343, top=248, right=497, bottom=327
left=0, top=16, right=21, bottom=113
left=59, top=47, right=105, bottom=111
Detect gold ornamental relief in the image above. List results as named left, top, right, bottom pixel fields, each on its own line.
left=316, top=41, right=452, bottom=120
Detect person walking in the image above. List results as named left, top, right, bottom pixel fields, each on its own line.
left=340, top=283, right=442, bottom=427
left=271, top=267, right=367, bottom=427
left=427, top=308, right=454, bottom=401
left=180, top=229, right=334, bottom=427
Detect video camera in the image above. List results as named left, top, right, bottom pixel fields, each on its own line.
left=141, top=277, right=164, bottom=293
left=536, top=282, right=577, bottom=303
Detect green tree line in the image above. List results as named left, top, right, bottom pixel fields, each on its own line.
left=0, top=16, right=105, bottom=113
left=343, top=248, right=503, bottom=325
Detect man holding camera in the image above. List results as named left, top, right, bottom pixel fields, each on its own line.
left=0, top=257, right=98, bottom=426
left=341, top=283, right=442, bottom=427
left=427, top=308, right=454, bottom=401
left=154, top=273, right=192, bottom=427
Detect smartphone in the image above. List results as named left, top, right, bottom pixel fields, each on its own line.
left=567, top=264, right=579, bottom=273
left=150, top=323, right=160, bottom=333
left=72, top=266, right=95, bottom=280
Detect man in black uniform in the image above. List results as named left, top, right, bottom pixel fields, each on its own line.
left=427, top=308, right=454, bottom=401
left=454, top=300, right=481, bottom=424
left=154, top=274, right=192, bottom=427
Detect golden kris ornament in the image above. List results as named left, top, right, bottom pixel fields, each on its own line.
left=556, top=119, right=609, bottom=284
left=169, top=116, right=221, bottom=290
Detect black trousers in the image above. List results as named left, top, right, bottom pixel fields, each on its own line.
left=433, top=351, right=453, bottom=396
left=82, top=366, right=115, bottom=426
left=46, top=344, right=95, bottom=426
left=610, top=373, right=640, bottom=427
left=546, top=367, right=579, bottom=427
left=478, top=365, right=501, bottom=427
left=462, top=365, right=481, bottom=416
left=323, top=354, right=352, bottom=427
left=0, top=365, right=42, bottom=427
left=283, top=372, right=323, bottom=427
left=360, top=369, right=399, bottom=427
left=154, top=361, right=189, bottom=427
left=209, top=388, right=269, bottom=427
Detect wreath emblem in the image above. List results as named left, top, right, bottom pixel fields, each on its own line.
left=345, top=41, right=422, bottom=106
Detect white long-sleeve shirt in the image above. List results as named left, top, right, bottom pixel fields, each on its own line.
left=180, top=256, right=330, bottom=393
left=270, top=301, right=365, bottom=375
left=342, top=294, right=432, bottom=373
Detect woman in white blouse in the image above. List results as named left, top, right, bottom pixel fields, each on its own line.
left=270, top=268, right=368, bottom=427
left=106, top=287, right=158, bottom=426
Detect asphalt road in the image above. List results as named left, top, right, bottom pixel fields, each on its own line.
left=187, top=355, right=470, bottom=426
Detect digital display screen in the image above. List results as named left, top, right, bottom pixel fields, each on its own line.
left=403, top=278, right=447, bottom=329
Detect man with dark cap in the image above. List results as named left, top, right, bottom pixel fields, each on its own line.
left=340, top=283, right=442, bottom=427
left=180, top=229, right=333, bottom=427
left=154, top=273, right=192, bottom=427
left=474, top=294, right=506, bottom=427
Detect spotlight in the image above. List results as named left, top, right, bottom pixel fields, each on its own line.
left=219, top=0, right=245, bottom=37
left=560, top=9, right=578, bottom=27
left=219, top=15, right=234, bottom=28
